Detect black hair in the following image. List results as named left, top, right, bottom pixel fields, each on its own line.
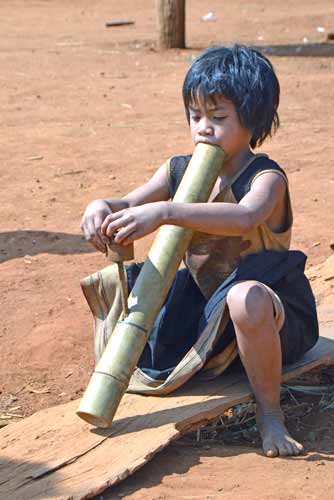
left=182, top=45, right=280, bottom=148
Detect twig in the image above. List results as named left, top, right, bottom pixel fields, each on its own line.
left=282, top=385, right=300, bottom=405
left=26, top=155, right=43, bottom=161
left=284, top=384, right=334, bottom=395
left=105, top=20, right=135, bottom=27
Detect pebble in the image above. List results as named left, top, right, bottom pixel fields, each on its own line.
left=201, top=12, right=218, bottom=22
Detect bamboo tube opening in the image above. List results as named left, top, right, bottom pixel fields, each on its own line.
left=76, top=412, right=111, bottom=428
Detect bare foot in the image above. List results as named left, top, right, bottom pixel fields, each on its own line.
left=256, top=409, right=304, bottom=458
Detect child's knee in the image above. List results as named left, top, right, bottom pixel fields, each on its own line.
left=226, top=281, right=274, bottom=330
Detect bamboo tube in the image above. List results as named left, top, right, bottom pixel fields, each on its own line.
left=77, top=143, right=226, bottom=428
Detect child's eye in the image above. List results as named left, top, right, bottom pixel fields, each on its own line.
left=190, top=115, right=201, bottom=122
left=213, top=116, right=226, bottom=121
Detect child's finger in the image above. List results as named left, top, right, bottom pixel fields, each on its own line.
left=104, top=215, right=133, bottom=238
left=113, top=224, right=136, bottom=244
left=84, top=220, right=106, bottom=252
left=101, top=211, right=123, bottom=235
left=120, top=232, right=139, bottom=245
left=94, top=214, right=110, bottom=246
left=83, top=219, right=96, bottom=241
left=94, top=212, right=107, bottom=232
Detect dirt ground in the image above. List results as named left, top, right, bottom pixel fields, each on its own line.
left=1, top=0, right=334, bottom=499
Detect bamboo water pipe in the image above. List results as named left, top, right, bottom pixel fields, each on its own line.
left=77, top=143, right=226, bottom=428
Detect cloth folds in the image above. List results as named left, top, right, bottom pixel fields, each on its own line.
left=81, top=250, right=319, bottom=396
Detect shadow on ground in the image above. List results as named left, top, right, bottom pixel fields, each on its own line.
left=0, top=230, right=95, bottom=263
left=114, top=40, right=334, bottom=57
left=94, top=439, right=334, bottom=500
left=0, top=456, right=67, bottom=500
left=251, top=42, right=334, bottom=57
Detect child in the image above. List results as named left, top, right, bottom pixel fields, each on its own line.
left=80, top=45, right=318, bottom=458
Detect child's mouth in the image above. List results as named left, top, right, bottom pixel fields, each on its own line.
left=195, top=138, right=217, bottom=146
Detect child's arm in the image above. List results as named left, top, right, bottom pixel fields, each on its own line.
left=81, top=163, right=170, bottom=252
left=102, top=171, right=287, bottom=245
left=164, top=172, right=287, bottom=234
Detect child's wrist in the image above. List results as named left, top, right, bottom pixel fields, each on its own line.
left=105, top=198, right=129, bottom=212
left=160, top=201, right=173, bottom=224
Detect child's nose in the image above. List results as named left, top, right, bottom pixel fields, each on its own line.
left=198, top=118, right=214, bottom=136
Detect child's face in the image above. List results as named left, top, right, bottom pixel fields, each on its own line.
left=188, top=93, right=252, bottom=158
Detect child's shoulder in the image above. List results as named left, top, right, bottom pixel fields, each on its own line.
left=166, top=152, right=288, bottom=201
left=232, top=154, right=288, bottom=202
left=168, top=154, right=192, bottom=174
left=167, top=154, right=192, bottom=198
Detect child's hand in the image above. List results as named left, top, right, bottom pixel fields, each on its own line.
left=101, top=202, right=167, bottom=245
left=80, top=199, right=112, bottom=253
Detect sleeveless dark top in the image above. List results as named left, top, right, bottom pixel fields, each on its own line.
left=166, top=153, right=293, bottom=298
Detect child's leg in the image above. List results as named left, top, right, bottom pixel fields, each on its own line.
left=226, top=280, right=303, bottom=457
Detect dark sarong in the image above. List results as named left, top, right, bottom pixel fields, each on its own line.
left=126, top=250, right=319, bottom=382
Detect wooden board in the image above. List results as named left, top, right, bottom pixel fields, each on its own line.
left=1, top=304, right=333, bottom=500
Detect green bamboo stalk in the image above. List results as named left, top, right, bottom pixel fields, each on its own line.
left=77, top=143, right=226, bottom=427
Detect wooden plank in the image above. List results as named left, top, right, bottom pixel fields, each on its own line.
left=1, top=315, right=333, bottom=500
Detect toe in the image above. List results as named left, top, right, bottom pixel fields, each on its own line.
left=292, top=441, right=304, bottom=456
left=278, top=438, right=303, bottom=457
left=276, top=438, right=294, bottom=457
left=278, top=445, right=289, bottom=457
left=263, top=440, right=279, bottom=458
left=285, top=442, right=296, bottom=457
left=265, top=449, right=278, bottom=458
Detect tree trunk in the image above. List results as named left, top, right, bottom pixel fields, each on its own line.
left=156, top=0, right=186, bottom=49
